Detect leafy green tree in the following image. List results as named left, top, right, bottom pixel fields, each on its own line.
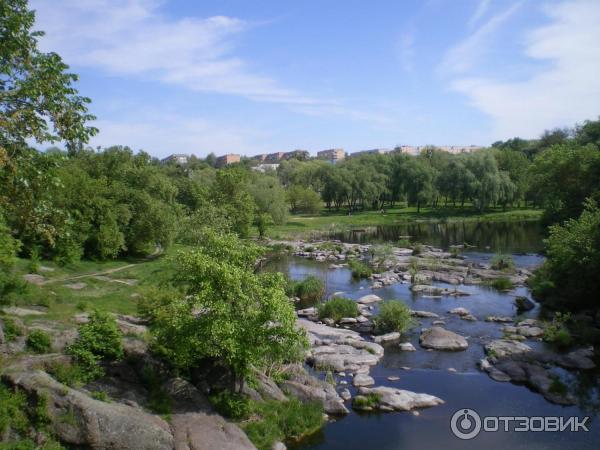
left=533, top=199, right=600, bottom=309
left=212, top=169, right=255, bottom=237
left=146, top=230, right=307, bottom=392
left=248, top=174, right=289, bottom=225
left=286, top=185, right=322, bottom=213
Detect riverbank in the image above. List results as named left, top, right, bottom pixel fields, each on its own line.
left=263, top=207, right=542, bottom=239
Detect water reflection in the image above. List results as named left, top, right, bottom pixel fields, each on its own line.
left=324, top=220, right=544, bottom=254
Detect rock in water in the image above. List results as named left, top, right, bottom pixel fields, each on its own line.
left=352, top=374, right=375, bottom=387
left=419, top=327, right=468, bottom=351
left=485, top=339, right=532, bottom=358
left=357, top=294, right=382, bottom=304
left=357, top=386, right=444, bottom=411
left=399, top=342, right=416, bottom=352
left=515, top=296, right=535, bottom=311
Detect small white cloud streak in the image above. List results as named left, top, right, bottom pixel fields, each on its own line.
left=450, top=0, right=600, bottom=139
left=439, top=2, right=521, bottom=75
left=468, top=0, right=491, bottom=29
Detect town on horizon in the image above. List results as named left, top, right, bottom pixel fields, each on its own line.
left=161, top=145, right=485, bottom=168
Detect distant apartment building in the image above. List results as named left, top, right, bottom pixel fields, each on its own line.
left=252, top=163, right=280, bottom=173
left=252, top=154, right=268, bottom=162
left=266, top=152, right=285, bottom=163
left=350, top=148, right=391, bottom=157
left=317, top=148, right=345, bottom=163
left=282, top=149, right=310, bottom=161
left=397, top=145, right=483, bottom=156
left=216, top=153, right=241, bottom=167
left=160, top=153, right=189, bottom=165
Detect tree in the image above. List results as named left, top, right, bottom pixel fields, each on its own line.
left=286, top=185, right=322, bottom=214
left=533, top=199, right=600, bottom=309
left=1, top=0, right=96, bottom=180
left=247, top=174, right=289, bottom=225
left=211, top=168, right=255, bottom=237
left=145, top=230, right=307, bottom=392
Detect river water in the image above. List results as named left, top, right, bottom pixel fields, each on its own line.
left=266, top=221, right=600, bottom=450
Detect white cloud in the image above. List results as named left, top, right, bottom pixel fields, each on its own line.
left=468, top=0, right=491, bottom=29
left=30, top=0, right=327, bottom=106
left=439, top=2, right=521, bottom=75
left=449, top=0, right=600, bottom=139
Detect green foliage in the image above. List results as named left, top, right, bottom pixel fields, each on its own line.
left=317, top=297, right=358, bottom=321
left=372, top=243, right=394, bottom=268
left=146, top=231, right=307, bottom=392
left=209, top=391, right=252, bottom=420
left=244, top=399, right=324, bottom=450
left=543, top=312, right=573, bottom=348
left=0, top=385, right=29, bottom=436
left=140, top=366, right=171, bottom=415
left=490, top=254, right=515, bottom=272
left=373, top=300, right=414, bottom=334
left=348, top=259, right=373, bottom=279
left=67, top=310, right=123, bottom=382
left=47, top=361, right=89, bottom=387
left=26, top=330, right=52, bottom=354
left=411, top=243, right=423, bottom=256
left=534, top=199, right=600, bottom=308
left=289, top=275, right=325, bottom=304
left=90, top=391, right=109, bottom=402
left=487, top=277, right=513, bottom=291
left=248, top=175, right=289, bottom=225
left=353, top=392, right=381, bottom=409
left=1, top=316, right=22, bottom=342
left=286, top=185, right=322, bottom=214
left=549, top=377, right=568, bottom=396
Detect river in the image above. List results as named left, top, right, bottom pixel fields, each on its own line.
left=265, top=221, right=600, bottom=450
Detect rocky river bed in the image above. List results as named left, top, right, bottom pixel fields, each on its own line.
left=264, top=236, right=600, bottom=450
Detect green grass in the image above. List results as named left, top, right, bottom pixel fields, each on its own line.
left=317, top=297, right=358, bottom=321
left=258, top=205, right=542, bottom=239
left=5, top=246, right=185, bottom=326
left=487, top=277, right=514, bottom=291
left=348, top=259, right=373, bottom=279
left=243, top=399, right=324, bottom=450
left=352, top=392, right=381, bottom=409
left=373, top=300, right=415, bottom=334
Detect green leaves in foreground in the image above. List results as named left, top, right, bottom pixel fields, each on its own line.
left=144, top=230, right=308, bottom=391
left=373, top=300, right=415, bottom=334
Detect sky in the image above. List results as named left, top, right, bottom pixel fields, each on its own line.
left=30, top=0, right=600, bottom=158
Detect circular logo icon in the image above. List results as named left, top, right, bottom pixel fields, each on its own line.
left=451, top=408, right=482, bottom=440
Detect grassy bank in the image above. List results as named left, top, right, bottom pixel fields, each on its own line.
left=3, top=247, right=186, bottom=325
left=261, top=206, right=542, bottom=239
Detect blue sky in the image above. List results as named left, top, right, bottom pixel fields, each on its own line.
left=31, top=0, right=600, bottom=158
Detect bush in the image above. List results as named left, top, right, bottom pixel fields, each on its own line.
left=290, top=276, right=324, bottom=304
left=90, top=391, right=109, bottom=402
left=373, top=300, right=414, bottom=334
left=352, top=392, right=381, bottom=409
left=26, top=330, right=52, bottom=354
left=47, top=361, right=89, bottom=387
left=543, top=312, right=573, bottom=348
left=412, top=243, right=423, bottom=256
left=490, top=254, right=515, bottom=272
left=244, top=399, right=323, bottom=450
left=0, top=317, right=22, bottom=342
left=67, top=310, right=124, bottom=382
left=209, top=391, right=251, bottom=420
left=317, top=297, right=358, bottom=322
left=140, top=366, right=172, bottom=415
left=488, top=277, right=513, bottom=291
left=348, top=259, right=372, bottom=279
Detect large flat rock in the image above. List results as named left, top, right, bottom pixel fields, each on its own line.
left=419, top=327, right=468, bottom=351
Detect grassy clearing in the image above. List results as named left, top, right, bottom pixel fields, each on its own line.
left=4, top=246, right=185, bottom=325
left=258, top=206, right=541, bottom=239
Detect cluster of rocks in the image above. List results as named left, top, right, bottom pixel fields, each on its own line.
left=284, top=239, right=532, bottom=293
left=480, top=339, right=596, bottom=405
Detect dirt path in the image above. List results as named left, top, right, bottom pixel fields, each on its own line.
left=40, top=263, right=138, bottom=285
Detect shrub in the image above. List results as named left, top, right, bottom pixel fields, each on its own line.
left=291, top=276, right=324, bottom=303
left=47, top=361, right=89, bottom=387
left=75, top=301, right=89, bottom=312
left=373, top=300, right=414, bottom=334
left=348, top=259, right=372, bottom=279
left=397, top=238, right=411, bottom=248
left=317, top=297, right=358, bottom=322
left=28, top=247, right=41, bottom=274
left=209, top=391, right=251, bottom=420
left=490, top=254, right=515, bottom=272
left=1, top=316, right=22, bottom=342
left=352, top=392, right=381, bottom=409
left=244, top=399, right=323, bottom=450
left=412, top=243, right=423, bottom=256
left=543, top=312, right=573, bottom=348
left=90, top=391, right=109, bottom=402
left=67, top=310, right=124, bottom=382
left=26, top=330, right=52, bottom=354
left=140, top=366, right=172, bottom=415
left=488, top=277, right=513, bottom=291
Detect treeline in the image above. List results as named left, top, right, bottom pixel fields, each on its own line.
left=274, top=119, right=600, bottom=218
